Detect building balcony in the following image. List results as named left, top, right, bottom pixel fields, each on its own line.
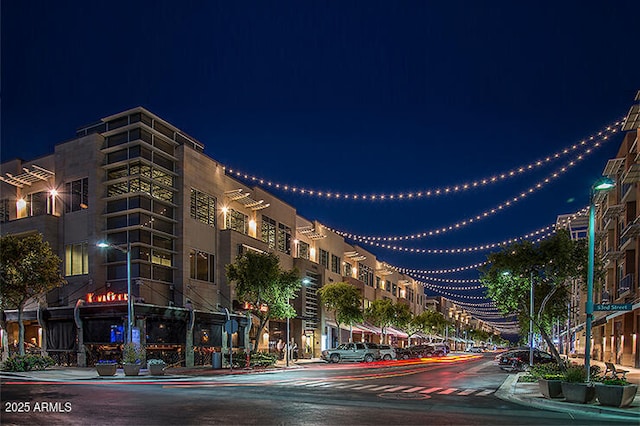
left=0, top=213, right=60, bottom=241
left=601, top=248, right=624, bottom=265
left=622, top=162, right=640, bottom=184
left=617, top=273, right=633, bottom=299
left=602, top=204, right=624, bottom=221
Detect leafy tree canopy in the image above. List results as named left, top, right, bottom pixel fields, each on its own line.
left=0, top=233, right=65, bottom=355
left=479, top=229, right=590, bottom=367
left=317, top=282, right=362, bottom=329
left=225, top=251, right=301, bottom=351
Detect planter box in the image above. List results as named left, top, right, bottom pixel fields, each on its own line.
left=595, top=383, right=638, bottom=408
left=148, top=363, right=166, bottom=376
left=123, top=363, right=141, bottom=376
left=538, top=379, right=563, bottom=399
left=96, top=364, right=117, bottom=377
left=560, top=382, right=596, bottom=404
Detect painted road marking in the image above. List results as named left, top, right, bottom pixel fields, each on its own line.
left=437, top=388, right=458, bottom=395
left=403, top=386, right=425, bottom=393
left=383, top=385, right=410, bottom=392
left=475, top=389, right=494, bottom=396
left=457, top=389, right=477, bottom=396
left=420, top=387, right=442, bottom=394
left=368, top=385, right=396, bottom=391
left=351, top=384, right=379, bottom=390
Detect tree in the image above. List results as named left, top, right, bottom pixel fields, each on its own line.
left=225, top=251, right=301, bottom=352
left=479, top=229, right=590, bottom=368
left=316, top=282, right=362, bottom=344
left=404, top=310, right=448, bottom=341
left=364, top=299, right=411, bottom=344
left=0, top=233, right=66, bottom=355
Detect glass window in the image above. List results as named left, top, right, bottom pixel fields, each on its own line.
left=261, top=215, right=276, bottom=249
left=108, top=116, right=128, bottom=131
left=358, top=263, right=373, bottom=287
left=297, top=241, right=309, bottom=259
left=331, top=255, right=341, bottom=274
left=277, top=223, right=291, bottom=255
left=151, top=249, right=172, bottom=267
left=226, top=209, right=248, bottom=234
left=190, top=189, right=216, bottom=227
left=319, top=249, right=329, bottom=268
left=153, top=121, right=174, bottom=139
left=65, top=242, right=88, bottom=276
left=65, top=178, right=88, bottom=212
left=153, top=153, right=173, bottom=171
left=344, top=262, right=352, bottom=276
left=189, top=249, right=215, bottom=282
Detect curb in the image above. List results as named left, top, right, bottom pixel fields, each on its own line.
left=495, top=373, right=640, bottom=421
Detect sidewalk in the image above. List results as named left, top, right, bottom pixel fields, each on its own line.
left=495, top=359, right=640, bottom=422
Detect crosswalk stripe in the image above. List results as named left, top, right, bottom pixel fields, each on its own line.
left=351, top=384, right=378, bottom=390
left=334, top=383, right=362, bottom=389
left=403, top=386, right=425, bottom=393
left=383, top=385, right=410, bottom=392
left=457, top=389, right=477, bottom=396
left=420, top=387, right=442, bottom=394
left=437, top=388, right=457, bottom=395
left=306, top=382, right=332, bottom=387
left=318, top=382, right=339, bottom=387
left=368, top=385, right=396, bottom=391
left=475, top=389, right=494, bottom=396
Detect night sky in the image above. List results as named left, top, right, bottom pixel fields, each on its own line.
left=3, top=1, right=639, bottom=333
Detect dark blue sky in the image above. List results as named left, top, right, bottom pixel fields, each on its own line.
left=3, top=1, right=639, bottom=330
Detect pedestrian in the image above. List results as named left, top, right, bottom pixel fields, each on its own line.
left=292, top=342, right=299, bottom=361
left=276, top=339, right=284, bottom=359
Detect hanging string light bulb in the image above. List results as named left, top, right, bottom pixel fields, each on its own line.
left=223, top=120, right=620, bottom=202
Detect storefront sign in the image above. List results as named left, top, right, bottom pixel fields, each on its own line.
left=85, top=291, right=128, bottom=304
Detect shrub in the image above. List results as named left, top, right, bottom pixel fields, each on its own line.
left=147, top=358, right=166, bottom=366
left=529, top=363, right=563, bottom=380
left=563, top=365, right=587, bottom=383
left=249, top=351, right=278, bottom=367
left=1, top=354, right=55, bottom=372
left=122, top=343, right=144, bottom=364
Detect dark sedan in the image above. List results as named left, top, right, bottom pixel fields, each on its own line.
left=497, top=348, right=555, bottom=367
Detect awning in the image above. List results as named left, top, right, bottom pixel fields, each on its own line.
left=326, top=321, right=374, bottom=333
left=386, top=326, right=408, bottom=338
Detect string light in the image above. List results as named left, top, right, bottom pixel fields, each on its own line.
left=223, top=121, right=620, bottom=202
left=412, top=277, right=484, bottom=291
left=343, top=226, right=555, bottom=254
left=419, top=281, right=488, bottom=300
left=396, top=261, right=487, bottom=275
left=329, top=151, right=595, bottom=242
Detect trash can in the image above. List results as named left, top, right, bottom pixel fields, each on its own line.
left=212, top=352, right=222, bottom=369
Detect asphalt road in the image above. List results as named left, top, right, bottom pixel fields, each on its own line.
left=1, top=354, right=630, bottom=425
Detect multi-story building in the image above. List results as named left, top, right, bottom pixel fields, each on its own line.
left=590, top=91, right=640, bottom=368
left=0, top=107, right=444, bottom=367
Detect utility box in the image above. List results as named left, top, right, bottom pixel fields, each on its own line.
left=212, top=352, right=222, bottom=369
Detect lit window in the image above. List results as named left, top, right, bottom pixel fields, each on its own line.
left=65, top=242, right=89, bottom=276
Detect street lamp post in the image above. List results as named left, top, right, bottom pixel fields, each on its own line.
left=529, top=271, right=534, bottom=367
left=585, top=177, right=615, bottom=382
left=97, top=241, right=133, bottom=344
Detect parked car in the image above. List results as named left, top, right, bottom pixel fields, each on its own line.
left=395, top=346, right=416, bottom=360
left=407, top=343, right=449, bottom=357
left=467, top=346, right=484, bottom=353
left=371, top=343, right=396, bottom=361
left=321, top=342, right=380, bottom=363
left=497, top=348, right=555, bottom=369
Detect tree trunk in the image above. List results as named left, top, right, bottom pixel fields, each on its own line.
left=252, top=314, right=269, bottom=353
left=18, top=304, right=25, bottom=356
left=532, top=316, right=566, bottom=371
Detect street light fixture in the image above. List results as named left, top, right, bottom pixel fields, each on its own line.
left=97, top=240, right=133, bottom=344
left=585, top=177, right=615, bottom=382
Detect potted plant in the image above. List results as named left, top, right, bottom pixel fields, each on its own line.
left=122, top=343, right=144, bottom=376
left=595, top=378, right=638, bottom=408
left=147, top=358, right=166, bottom=376
left=560, top=365, right=595, bottom=403
left=531, top=364, right=564, bottom=399
left=95, top=360, right=117, bottom=376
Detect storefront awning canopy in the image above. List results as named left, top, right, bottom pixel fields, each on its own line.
left=386, top=326, right=408, bottom=338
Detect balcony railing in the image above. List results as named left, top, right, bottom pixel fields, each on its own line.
left=617, top=273, right=633, bottom=299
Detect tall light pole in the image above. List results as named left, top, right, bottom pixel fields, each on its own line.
left=529, top=270, right=534, bottom=367
left=585, top=177, right=615, bottom=382
left=97, top=241, right=133, bottom=344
